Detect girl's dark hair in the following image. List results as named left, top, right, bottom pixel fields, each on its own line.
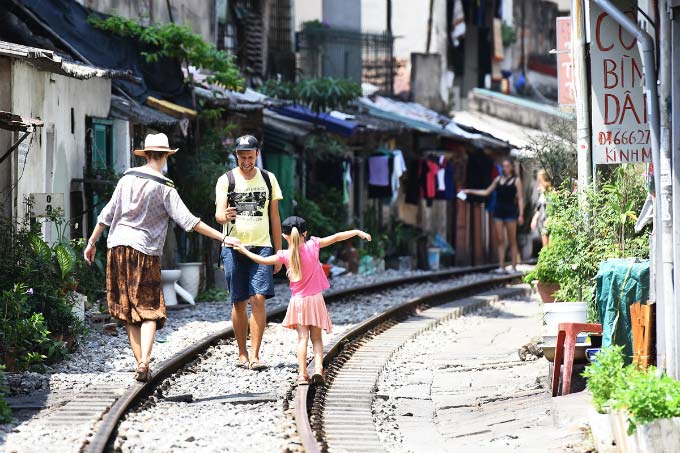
left=502, top=158, right=515, bottom=177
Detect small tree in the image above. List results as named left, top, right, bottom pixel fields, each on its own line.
left=88, top=15, right=244, bottom=91
left=523, top=118, right=578, bottom=189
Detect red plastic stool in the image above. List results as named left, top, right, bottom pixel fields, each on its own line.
left=551, top=322, right=603, bottom=397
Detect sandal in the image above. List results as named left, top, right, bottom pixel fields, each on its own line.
left=250, top=360, right=268, bottom=371
left=135, top=363, right=151, bottom=382
left=296, top=375, right=310, bottom=386
left=236, top=357, right=250, bottom=369
left=311, top=369, right=325, bottom=385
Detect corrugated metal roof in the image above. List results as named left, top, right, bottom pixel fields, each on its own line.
left=109, top=95, right=180, bottom=129
left=0, top=40, right=136, bottom=81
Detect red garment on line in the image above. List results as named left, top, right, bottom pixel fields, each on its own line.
left=420, top=159, right=439, bottom=200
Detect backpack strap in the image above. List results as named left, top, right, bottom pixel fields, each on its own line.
left=260, top=168, right=273, bottom=201
left=226, top=169, right=236, bottom=194
left=225, top=169, right=271, bottom=201
left=125, top=170, right=175, bottom=188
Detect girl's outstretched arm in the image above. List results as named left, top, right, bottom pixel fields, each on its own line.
left=318, top=230, right=371, bottom=248
left=233, top=244, right=282, bottom=266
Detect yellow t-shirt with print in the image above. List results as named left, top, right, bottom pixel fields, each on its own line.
left=215, top=168, right=283, bottom=247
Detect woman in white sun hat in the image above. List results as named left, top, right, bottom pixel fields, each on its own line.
left=83, top=133, right=240, bottom=382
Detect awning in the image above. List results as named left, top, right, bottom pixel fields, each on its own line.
left=0, top=40, right=135, bottom=81
left=359, top=95, right=488, bottom=141
left=271, top=105, right=358, bottom=137
left=263, top=109, right=314, bottom=154
left=452, top=110, right=544, bottom=151
left=109, top=95, right=180, bottom=129
left=0, top=110, right=45, bottom=132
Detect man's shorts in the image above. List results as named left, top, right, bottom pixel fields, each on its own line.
left=221, top=246, right=275, bottom=303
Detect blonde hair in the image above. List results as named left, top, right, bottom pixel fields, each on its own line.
left=288, top=226, right=303, bottom=283
left=537, top=170, right=552, bottom=190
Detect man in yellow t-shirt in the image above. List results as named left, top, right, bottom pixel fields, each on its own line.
left=215, top=135, right=283, bottom=370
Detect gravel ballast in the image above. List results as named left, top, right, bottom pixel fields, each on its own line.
left=1, top=268, right=500, bottom=452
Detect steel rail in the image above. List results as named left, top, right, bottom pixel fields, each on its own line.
left=86, top=263, right=500, bottom=452
left=294, top=272, right=522, bottom=453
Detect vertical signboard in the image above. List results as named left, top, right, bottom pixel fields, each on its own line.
left=589, top=4, right=651, bottom=164
left=556, top=17, right=576, bottom=107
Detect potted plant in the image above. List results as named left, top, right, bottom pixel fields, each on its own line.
left=523, top=241, right=563, bottom=303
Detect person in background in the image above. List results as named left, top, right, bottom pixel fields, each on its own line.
left=234, top=216, right=371, bottom=386
left=464, top=158, right=524, bottom=273
left=531, top=170, right=552, bottom=247
left=214, top=135, right=283, bottom=371
left=84, top=133, right=239, bottom=382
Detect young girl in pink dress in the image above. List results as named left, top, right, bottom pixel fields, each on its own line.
left=234, top=216, right=371, bottom=385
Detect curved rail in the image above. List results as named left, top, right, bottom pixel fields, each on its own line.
left=86, top=264, right=500, bottom=452
left=294, top=272, right=522, bottom=453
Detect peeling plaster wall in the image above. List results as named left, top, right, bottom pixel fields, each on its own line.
left=11, top=60, right=110, bottom=239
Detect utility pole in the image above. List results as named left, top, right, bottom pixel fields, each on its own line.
left=572, top=0, right=592, bottom=191
left=671, top=0, right=680, bottom=381
left=426, top=0, right=434, bottom=53
left=387, top=0, right=392, bottom=35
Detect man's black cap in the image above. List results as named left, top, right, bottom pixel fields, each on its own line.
left=282, top=216, right=307, bottom=235
left=234, top=135, right=259, bottom=151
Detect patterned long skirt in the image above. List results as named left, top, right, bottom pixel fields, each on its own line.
left=106, top=246, right=166, bottom=329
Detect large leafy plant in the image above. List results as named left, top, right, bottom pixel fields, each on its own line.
left=582, top=345, right=627, bottom=413
left=261, top=77, right=361, bottom=114
left=88, top=15, right=244, bottom=90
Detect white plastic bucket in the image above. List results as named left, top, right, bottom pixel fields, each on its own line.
left=542, top=302, right=588, bottom=337
left=427, top=248, right=441, bottom=271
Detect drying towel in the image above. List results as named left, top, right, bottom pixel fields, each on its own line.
left=391, top=150, right=407, bottom=203
left=368, top=155, right=390, bottom=186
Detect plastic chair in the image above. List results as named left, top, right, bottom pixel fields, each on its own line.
left=552, top=322, right=603, bottom=397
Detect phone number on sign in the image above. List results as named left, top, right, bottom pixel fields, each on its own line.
left=598, top=130, right=650, bottom=146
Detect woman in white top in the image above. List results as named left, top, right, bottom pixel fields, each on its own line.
left=84, top=133, right=239, bottom=382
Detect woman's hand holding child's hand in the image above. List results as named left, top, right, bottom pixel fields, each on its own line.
left=224, top=237, right=241, bottom=248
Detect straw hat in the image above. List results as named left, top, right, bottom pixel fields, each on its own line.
left=134, top=133, right=179, bottom=157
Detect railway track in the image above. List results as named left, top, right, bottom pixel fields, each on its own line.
left=293, top=273, right=525, bottom=453
left=79, top=264, right=505, bottom=452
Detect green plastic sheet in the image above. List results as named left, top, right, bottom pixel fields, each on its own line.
left=264, top=151, right=295, bottom=220
left=595, top=258, right=650, bottom=362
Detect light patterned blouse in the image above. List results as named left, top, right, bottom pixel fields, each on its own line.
left=97, top=167, right=200, bottom=256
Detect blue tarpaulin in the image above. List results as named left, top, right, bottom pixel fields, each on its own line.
left=271, top=105, right=358, bottom=137
left=14, top=0, right=189, bottom=104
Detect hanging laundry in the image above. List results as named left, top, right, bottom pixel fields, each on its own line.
left=405, top=159, right=421, bottom=205
left=368, top=154, right=393, bottom=199
left=342, top=160, right=353, bottom=205
left=450, top=0, right=466, bottom=47
left=437, top=155, right=446, bottom=191
left=391, top=150, right=407, bottom=203
left=368, top=155, right=390, bottom=186
left=421, top=158, right=439, bottom=206
left=436, top=160, right=456, bottom=200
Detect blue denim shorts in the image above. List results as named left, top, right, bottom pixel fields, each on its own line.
left=221, top=246, right=275, bottom=303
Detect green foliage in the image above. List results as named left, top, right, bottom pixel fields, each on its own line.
left=522, top=118, right=578, bottom=189
left=530, top=165, right=649, bottom=309
left=501, top=22, right=517, bottom=47
left=523, top=240, right=566, bottom=284
left=173, top=125, right=236, bottom=261
left=195, top=288, right=230, bottom=302
left=294, top=189, right=349, bottom=262
left=88, top=15, right=244, bottom=90
left=261, top=78, right=361, bottom=114
left=586, top=347, right=680, bottom=434
left=0, top=207, right=92, bottom=371
left=303, top=133, right=349, bottom=161
left=613, top=366, right=680, bottom=434
left=582, top=345, right=626, bottom=413
left=0, top=368, right=11, bottom=424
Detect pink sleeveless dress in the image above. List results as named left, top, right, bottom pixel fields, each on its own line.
left=277, top=237, right=333, bottom=333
